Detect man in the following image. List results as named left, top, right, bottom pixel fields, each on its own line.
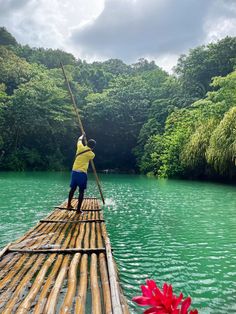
left=67, top=133, right=96, bottom=213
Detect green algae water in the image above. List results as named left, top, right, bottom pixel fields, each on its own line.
left=0, top=172, right=236, bottom=313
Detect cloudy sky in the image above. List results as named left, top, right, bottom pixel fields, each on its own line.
left=0, top=0, right=236, bottom=72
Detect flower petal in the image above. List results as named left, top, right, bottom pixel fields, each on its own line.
left=181, top=297, right=192, bottom=314
left=144, top=307, right=169, bottom=314
left=146, top=279, right=158, bottom=291
left=132, top=296, right=151, bottom=306
left=163, top=283, right=168, bottom=295
left=144, top=307, right=159, bottom=314
left=141, top=284, right=153, bottom=298
left=172, top=292, right=183, bottom=308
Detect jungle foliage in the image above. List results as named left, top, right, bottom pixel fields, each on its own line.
left=0, top=27, right=236, bottom=179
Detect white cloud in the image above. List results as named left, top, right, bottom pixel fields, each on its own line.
left=0, top=0, right=104, bottom=50
left=71, top=0, right=212, bottom=61
left=0, top=0, right=236, bottom=72
left=204, top=0, right=236, bottom=43
left=70, top=0, right=236, bottom=70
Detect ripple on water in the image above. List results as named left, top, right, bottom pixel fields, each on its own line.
left=103, top=176, right=236, bottom=313
left=1, top=173, right=236, bottom=313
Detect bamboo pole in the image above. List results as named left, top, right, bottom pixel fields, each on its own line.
left=60, top=62, right=105, bottom=205
left=10, top=211, right=65, bottom=251
left=11, top=222, right=48, bottom=249
left=43, top=257, right=71, bottom=313
left=75, top=253, right=88, bottom=314
left=38, top=221, right=80, bottom=313
left=59, top=223, right=86, bottom=313
left=101, top=216, right=123, bottom=314
left=59, top=253, right=81, bottom=314
left=91, top=253, right=102, bottom=314
left=90, top=222, right=96, bottom=248
left=1, top=202, right=72, bottom=311
left=33, top=223, right=78, bottom=314
left=0, top=254, right=19, bottom=280
left=55, top=222, right=85, bottom=313
left=83, top=215, right=91, bottom=249
left=1, top=213, right=64, bottom=306
left=40, top=219, right=105, bottom=223
left=89, top=210, right=102, bottom=313
left=97, top=223, right=112, bottom=313
left=33, top=255, right=64, bottom=314
left=1, top=218, right=63, bottom=310
left=9, top=248, right=105, bottom=254
left=0, top=255, right=38, bottom=310
left=44, top=212, right=85, bottom=313
left=16, top=254, right=56, bottom=314
left=26, top=216, right=62, bottom=250
left=0, top=221, right=54, bottom=294
left=15, top=210, right=65, bottom=250
left=42, top=221, right=79, bottom=313
left=0, top=197, right=128, bottom=314
left=2, top=255, right=46, bottom=314
left=0, top=251, right=13, bottom=268
left=55, top=206, right=102, bottom=212
left=12, top=208, right=61, bottom=246
left=16, top=221, right=72, bottom=314
left=0, top=253, right=31, bottom=291
left=75, top=217, right=90, bottom=313
left=0, top=243, right=11, bottom=260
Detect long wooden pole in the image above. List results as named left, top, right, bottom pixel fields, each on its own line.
left=60, top=62, right=105, bottom=204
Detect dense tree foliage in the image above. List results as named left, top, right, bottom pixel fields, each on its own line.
left=175, top=37, right=236, bottom=102
left=0, top=27, right=17, bottom=46
left=141, top=70, right=236, bottom=179
left=0, top=27, right=236, bottom=180
left=84, top=75, right=153, bottom=170
left=13, top=45, right=77, bottom=69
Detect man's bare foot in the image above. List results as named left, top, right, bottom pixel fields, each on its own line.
left=77, top=210, right=83, bottom=215
left=67, top=204, right=74, bottom=210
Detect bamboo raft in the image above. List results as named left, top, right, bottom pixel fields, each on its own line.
left=0, top=197, right=129, bottom=313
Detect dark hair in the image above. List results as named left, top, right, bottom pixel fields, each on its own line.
left=87, top=139, right=96, bottom=149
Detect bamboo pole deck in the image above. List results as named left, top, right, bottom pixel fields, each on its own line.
left=0, top=197, right=129, bottom=313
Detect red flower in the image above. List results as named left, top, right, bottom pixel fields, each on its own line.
left=132, top=279, right=198, bottom=314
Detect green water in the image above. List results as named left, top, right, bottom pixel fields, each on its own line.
left=0, top=172, right=236, bottom=313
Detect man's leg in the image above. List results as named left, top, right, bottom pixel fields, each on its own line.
left=67, top=187, right=76, bottom=209
left=77, top=188, right=84, bottom=213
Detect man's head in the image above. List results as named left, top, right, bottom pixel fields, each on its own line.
left=87, top=139, right=96, bottom=150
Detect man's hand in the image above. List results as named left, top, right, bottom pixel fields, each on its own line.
left=78, top=133, right=86, bottom=141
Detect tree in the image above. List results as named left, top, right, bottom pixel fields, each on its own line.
left=0, top=46, right=32, bottom=94
left=131, top=58, right=157, bottom=73
left=83, top=75, right=152, bottom=170
left=13, top=45, right=77, bottom=69
left=206, top=107, right=236, bottom=177
left=181, top=119, right=218, bottom=177
left=1, top=65, right=76, bottom=170
left=0, top=27, right=17, bottom=46
left=139, top=134, right=164, bottom=175
left=0, top=83, right=9, bottom=151
left=175, top=37, right=236, bottom=101
left=93, top=59, right=131, bottom=76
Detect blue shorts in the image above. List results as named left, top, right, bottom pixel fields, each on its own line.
left=70, top=171, right=87, bottom=190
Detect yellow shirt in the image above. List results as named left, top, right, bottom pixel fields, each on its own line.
left=72, top=141, right=95, bottom=173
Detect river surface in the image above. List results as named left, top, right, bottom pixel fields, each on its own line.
left=0, top=172, right=236, bottom=313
